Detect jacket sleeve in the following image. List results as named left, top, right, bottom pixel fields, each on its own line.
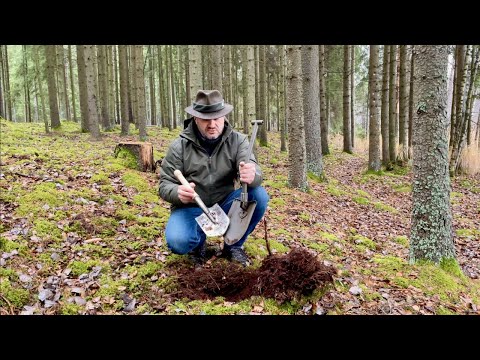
left=236, top=134, right=263, bottom=188
left=158, top=139, right=184, bottom=206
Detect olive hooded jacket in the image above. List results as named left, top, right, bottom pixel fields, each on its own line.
left=159, top=118, right=262, bottom=209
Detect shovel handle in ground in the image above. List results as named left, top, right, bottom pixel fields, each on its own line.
left=240, top=120, right=263, bottom=209
left=173, top=169, right=218, bottom=225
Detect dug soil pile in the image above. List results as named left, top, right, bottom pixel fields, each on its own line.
left=175, top=247, right=336, bottom=303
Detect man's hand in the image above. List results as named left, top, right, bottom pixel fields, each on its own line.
left=239, top=161, right=256, bottom=185
left=178, top=182, right=196, bottom=204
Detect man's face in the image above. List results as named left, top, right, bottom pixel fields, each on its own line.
left=194, top=116, right=225, bottom=140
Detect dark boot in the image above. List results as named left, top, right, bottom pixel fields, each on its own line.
left=189, top=241, right=207, bottom=266
left=222, top=247, right=250, bottom=267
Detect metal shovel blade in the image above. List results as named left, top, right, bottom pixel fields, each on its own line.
left=223, top=200, right=257, bottom=245
left=195, top=203, right=230, bottom=237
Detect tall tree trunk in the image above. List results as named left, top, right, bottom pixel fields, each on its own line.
left=452, top=45, right=474, bottom=174
left=279, top=45, right=287, bottom=152
left=183, top=46, right=190, bottom=118
left=97, top=45, right=111, bottom=130
left=410, top=45, right=455, bottom=264
left=231, top=46, right=237, bottom=127
left=134, top=45, right=147, bottom=140
left=113, top=45, right=120, bottom=124
left=246, top=45, right=256, bottom=134
left=259, top=45, right=268, bottom=145
left=319, top=45, right=329, bottom=155
left=157, top=45, right=166, bottom=127
left=67, top=45, right=78, bottom=122
left=76, top=45, right=89, bottom=132
left=45, top=45, right=60, bottom=129
left=54, top=45, right=63, bottom=119
left=60, top=46, right=70, bottom=121
left=476, top=110, right=480, bottom=148
left=4, top=46, right=13, bottom=120
left=254, top=45, right=260, bottom=122
left=83, top=45, right=100, bottom=139
left=224, top=45, right=231, bottom=105
left=169, top=45, right=176, bottom=129
left=286, top=45, right=307, bottom=190
left=130, top=46, right=139, bottom=127
left=275, top=72, right=279, bottom=131
left=126, top=46, right=134, bottom=125
left=33, top=79, right=39, bottom=121
left=107, top=45, right=116, bottom=124
left=149, top=46, right=156, bottom=126
left=119, top=45, right=130, bottom=136
left=343, top=45, right=352, bottom=153
left=301, top=45, right=323, bottom=177
left=34, top=46, right=48, bottom=132
left=242, top=46, right=249, bottom=133
left=368, top=45, right=381, bottom=171
left=398, top=45, right=408, bottom=163
left=188, top=45, right=202, bottom=104
left=398, top=45, right=408, bottom=162
left=449, top=46, right=460, bottom=149
left=179, top=46, right=188, bottom=119
left=464, top=46, right=479, bottom=146
left=389, top=45, right=397, bottom=163
left=211, top=45, right=222, bottom=93
left=164, top=46, right=172, bottom=130
left=204, top=46, right=212, bottom=89
left=408, top=46, right=415, bottom=151
left=267, top=72, right=271, bottom=130
left=381, top=45, right=390, bottom=165
left=0, top=46, right=4, bottom=119
left=22, top=45, right=32, bottom=122
left=350, top=45, right=355, bottom=148
left=449, top=45, right=467, bottom=175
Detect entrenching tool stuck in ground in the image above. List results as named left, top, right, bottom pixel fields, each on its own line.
left=174, top=169, right=230, bottom=237
left=223, top=120, right=263, bottom=245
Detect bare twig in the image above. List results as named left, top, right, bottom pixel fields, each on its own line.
left=0, top=294, right=15, bottom=315
left=208, top=274, right=221, bottom=291
left=264, top=217, right=271, bottom=256
left=5, top=171, right=40, bottom=180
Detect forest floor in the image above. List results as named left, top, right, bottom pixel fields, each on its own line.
left=1, top=119, right=479, bottom=315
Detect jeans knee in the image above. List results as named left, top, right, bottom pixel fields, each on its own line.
left=166, top=234, right=190, bottom=255
left=251, top=186, right=269, bottom=208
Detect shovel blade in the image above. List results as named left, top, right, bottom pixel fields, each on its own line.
left=195, top=203, right=230, bottom=237
left=223, top=199, right=257, bottom=245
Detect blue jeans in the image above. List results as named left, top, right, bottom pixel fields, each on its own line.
left=165, top=186, right=269, bottom=254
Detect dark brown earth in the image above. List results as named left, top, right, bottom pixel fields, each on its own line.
left=175, top=247, right=336, bottom=303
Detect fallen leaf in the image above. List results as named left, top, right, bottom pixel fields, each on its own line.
left=253, top=305, right=264, bottom=313
left=349, top=286, right=362, bottom=296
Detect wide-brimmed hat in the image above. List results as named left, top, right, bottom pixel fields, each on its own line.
left=185, top=90, right=233, bottom=119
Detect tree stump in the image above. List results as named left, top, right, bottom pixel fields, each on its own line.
left=114, top=142, right=154, bottom=172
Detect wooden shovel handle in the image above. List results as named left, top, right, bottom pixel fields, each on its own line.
left=174, top=169, right=196, bottom=193
left=173, top=169, right=218, bottom=225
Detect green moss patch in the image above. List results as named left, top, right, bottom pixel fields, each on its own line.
left=69, top=259, right=105, bottom=276
left=373, top=255, right=471, bottom=303
left=122, top=172, right=150, bottom=192
left=0, top=279, right=30, bottom=310
left=17, top=182, right=65, bottom=216
left=115, top=148, right=138, bottom=170
left=394, top=235, right=409, bottom=247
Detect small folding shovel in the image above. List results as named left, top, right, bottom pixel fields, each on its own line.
left=223, top=120, right=263, bottom=245
left=173, top=169, right=230, bottom=237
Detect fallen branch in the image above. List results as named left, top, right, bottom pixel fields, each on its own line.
left=5, top=171, right=40, bottom=180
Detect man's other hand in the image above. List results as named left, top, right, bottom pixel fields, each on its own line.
left=239, top=161, right=255, bottom=185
